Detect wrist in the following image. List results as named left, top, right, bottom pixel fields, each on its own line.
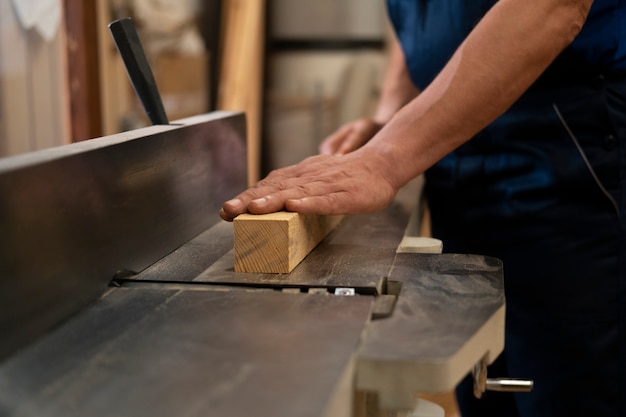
left=353, top=141, right=412, bottom=192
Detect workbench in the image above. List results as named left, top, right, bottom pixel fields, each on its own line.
left=0, top=112, right=505, bottom=417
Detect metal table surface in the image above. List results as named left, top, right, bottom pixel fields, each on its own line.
left=130, top=200, right=413, bottom=293
left=0, top=112, right=505, bottom=416
left=0, top=288, right=371, bottom=417
left=0, top=206, right=504, bottom=416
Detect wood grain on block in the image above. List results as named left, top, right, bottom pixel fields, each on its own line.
left=234, top=212, right=343, bottom=273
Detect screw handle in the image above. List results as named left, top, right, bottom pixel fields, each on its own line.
left=486, top=378, right=534, bottom=392
left=472, top=357, right=534, bottom=398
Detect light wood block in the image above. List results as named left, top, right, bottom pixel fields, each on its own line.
left=234, top=212, right=343, bottom=273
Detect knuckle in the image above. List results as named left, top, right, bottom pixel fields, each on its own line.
left=257, top=177, right=287, bottom=192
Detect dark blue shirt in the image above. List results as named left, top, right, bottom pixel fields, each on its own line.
left=387, top=0, right=626, bottom=90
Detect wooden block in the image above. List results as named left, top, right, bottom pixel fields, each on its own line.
left=234, top=212, right=343, bottom=273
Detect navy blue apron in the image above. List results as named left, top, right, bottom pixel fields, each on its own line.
left=386, top=1, right=626, bottom=416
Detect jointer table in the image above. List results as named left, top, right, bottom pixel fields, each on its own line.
left=0, top=112, right=506, bottom=417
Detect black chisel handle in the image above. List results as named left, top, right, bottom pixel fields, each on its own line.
left=108, top=17, right=169, bottom=125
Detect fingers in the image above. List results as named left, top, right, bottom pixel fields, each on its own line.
left=285, top=194, right=345, bottom=215
left=336, top=131, right=368, bottom=155
left=285, top=184, right=395, bottom=216
left=219, top=182, right=284, bottom=221
left=220, top=190, right=286, bottom=221
left=319, top=118, right=382, bottom=155
left=219, top=150, right=398, bottom=221
left=220, top=187, right=326, bottom=221
left=222, top=191, right=349, bottom=221
left=247, top=193, right=290, bottom=214
left=319, top=124, right=352, bottom=155
left=219, top=164, right=323, bottom=221
left=220, top=198, right=245, bottom=221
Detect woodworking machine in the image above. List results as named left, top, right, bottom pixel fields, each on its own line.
left=0, top=111, right=516, bottom=416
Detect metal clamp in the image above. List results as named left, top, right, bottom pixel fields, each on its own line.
left=472, top=357, right=533, bottom=399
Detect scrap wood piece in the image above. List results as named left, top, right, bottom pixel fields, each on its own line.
left=234, top=211, right=344, bottom=273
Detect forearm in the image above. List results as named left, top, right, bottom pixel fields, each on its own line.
left=318, top=34, right=419, bottom=155
left=220, top=0, right=595, bottom=221
left=364, top=0, right=593, bottom=189
left=373, top=34, right=420, bottom=125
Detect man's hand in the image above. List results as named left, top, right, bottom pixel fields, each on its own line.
left=221, top=0, right=594, bottom=223
left=219, top=150, right=399, bottom=222
left=319, top=118, right=383, bottom=155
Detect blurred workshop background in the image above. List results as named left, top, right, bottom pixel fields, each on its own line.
left=0, top=0, right=389, bottom=184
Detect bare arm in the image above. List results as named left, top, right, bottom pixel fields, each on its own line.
left=319, top=34, right=419, bottom=155
left=221, top=0, right=593, bottom=221
left=373, top=33, right=420, bottom=124
left=363, top=0, right=593, bottom=190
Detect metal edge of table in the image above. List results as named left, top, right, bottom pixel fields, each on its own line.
left=356, top=253, right=506, bottom=410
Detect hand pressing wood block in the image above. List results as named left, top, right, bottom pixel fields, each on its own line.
left=233, top=212, right=344, bottom=273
